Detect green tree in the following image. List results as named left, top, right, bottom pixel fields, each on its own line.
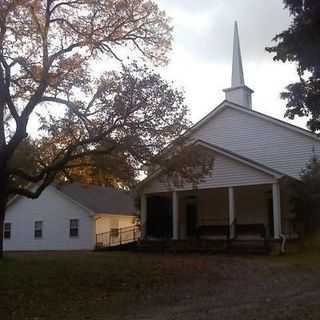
left=289, top=156, right=320, bottom=239
left=266, top=0, right=320, bottom=133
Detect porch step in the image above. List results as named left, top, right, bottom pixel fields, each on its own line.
left=137, top=239, right=272, bottom=255
left=138, top=239, right=228, bottom=254
left=95, top=241, right=138, bottom=252
left=227, top=240, right=271, bottom=255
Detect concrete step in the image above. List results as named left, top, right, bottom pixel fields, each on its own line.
left=137, top=240, right=229, bottom=254
left=137, top=239, right=271, bottom=255
left=95, top=241, right=138, bottom=251
left=227, top=240, right=271, bottom=255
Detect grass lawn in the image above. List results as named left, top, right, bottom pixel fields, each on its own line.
left=1, top=249, right=320, bottom=320
left=0, top=251, right=212, bottom=320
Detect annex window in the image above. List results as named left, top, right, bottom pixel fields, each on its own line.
left=4, top=223, right=11, bottom=239
left=34, top=221, right=43, bottom=239
left=70, top=219, right=79, bottom=237
left=110, top=228, right=119, bottom=237
left=110, top=218, right=119, bottom=237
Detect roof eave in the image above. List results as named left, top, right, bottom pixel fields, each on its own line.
left=137, top=139, right=289, bottom=192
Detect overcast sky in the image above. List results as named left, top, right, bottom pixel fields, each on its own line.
left=28, top=0, right=307, bottom=135
left=157, top=0, right=306, bottom=128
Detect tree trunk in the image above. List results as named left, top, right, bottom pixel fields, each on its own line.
left=0, top=202, right=5, bottom=259
left=0, top=163, right=9, bottom=259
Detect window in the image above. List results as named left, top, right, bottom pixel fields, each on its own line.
left=110, top=228, right=119, bottom=237
left=70, top=219, right=79, bottom=237
left=4, top=223, right=11, bottom=239
left=34, top=221, right=43, bottom=239
left=110, top=218, right=119, bottom=237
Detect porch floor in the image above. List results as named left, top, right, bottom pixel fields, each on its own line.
left=138, top=239, right=274, bottom=255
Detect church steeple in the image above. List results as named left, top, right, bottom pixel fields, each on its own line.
left=232, top=21, right=245, bottom=87
left=223, top=21, right=254, bottom=109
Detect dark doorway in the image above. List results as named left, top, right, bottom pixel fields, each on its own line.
left=186, top=202, right=198, bottom=237
left=267, top=198, right=274, bottom=238
left=146, top=196, right=172, bottom=239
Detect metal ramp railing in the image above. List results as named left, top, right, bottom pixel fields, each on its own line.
left=96, top=226, right=141, bottom=248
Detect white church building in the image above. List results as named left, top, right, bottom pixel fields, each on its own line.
left=4, top=183, right=137, bottom=251
left=138, top=23, right=320, bottom=244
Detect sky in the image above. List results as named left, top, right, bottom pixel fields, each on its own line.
left=156, top=0, right=306, bottom=128
left=28, top=0, right=307, bottom=135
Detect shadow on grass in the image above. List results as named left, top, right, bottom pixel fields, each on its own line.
left=0, top=252, right=217, bottom=320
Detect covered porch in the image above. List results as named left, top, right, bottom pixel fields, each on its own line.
left=139, top=141, right=298, bottom=245
left=140, top=183, right=283, bottom=241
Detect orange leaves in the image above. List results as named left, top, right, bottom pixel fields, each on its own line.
left=12, top=0, right=42, bottom=11
left=158, top=144, right=215, bottom=188
left=5, top=0, right=173, bottom=93
left=31, top=64, right=43, bottom=81
left=3, top=0, right=176, bottom=197
left=31, top=64, right=58, bottom=86
left=12, top=0, right=38, bottom=7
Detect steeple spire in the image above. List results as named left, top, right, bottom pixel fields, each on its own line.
left=232, top=21, right=245, bottom=87
left=223, top=21, right=254, bottom=109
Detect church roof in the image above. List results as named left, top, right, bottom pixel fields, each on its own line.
left=138, top=98, right=320, bottom=189
left=186, top=100, right=320, bottom=143
left=138, top=21, right=320, bottom=190
left=195, top=140, right=284, bottom=177
left=138, top=138, right=284, bottom=190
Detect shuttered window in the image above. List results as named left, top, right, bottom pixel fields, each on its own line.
left=70, top=219, right=79, bottom=237
left=4, top=223, right=11, bottom=239
left=34, top=221, right=43, bottom=239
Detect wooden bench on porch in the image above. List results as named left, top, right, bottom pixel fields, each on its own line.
left=196, top=222, right=267, bottom=240
left=196, top=224, right=230, bottom=239
left=235, top=223, right=266, bottom=239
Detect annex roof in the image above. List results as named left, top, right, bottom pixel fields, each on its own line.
left=57, top=183, right=136, bottom=216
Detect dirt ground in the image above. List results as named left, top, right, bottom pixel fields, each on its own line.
left=2, top=251, right=320, bottom=320
left=123, top=254, right=320, bottom=320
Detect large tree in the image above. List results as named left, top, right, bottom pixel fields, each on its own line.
left=0, top=1, right=213, bottom=257
left=266, top=0, right=320, bottom=133
left=288, top=155, right=320, bottom=239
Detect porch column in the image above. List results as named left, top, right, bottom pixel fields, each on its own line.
left=140, top=194, right=147, bottom=239
left=228, top=187, right=236, bottom=239
left=172, top=191, right=179, bottom=240
left=272, top=182, right=282, bottom=239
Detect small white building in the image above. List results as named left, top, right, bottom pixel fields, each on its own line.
left=4, top=183, right=137, bottom=251
left=138, top=22, right=320, bottom=243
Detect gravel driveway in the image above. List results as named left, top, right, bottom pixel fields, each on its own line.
left=123, top=255, right=320, bottom=320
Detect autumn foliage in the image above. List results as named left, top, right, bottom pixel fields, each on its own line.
left=0, top=0, right=214, bottom=256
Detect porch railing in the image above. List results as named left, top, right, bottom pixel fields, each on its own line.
left=96, top=225, right=141, bottom=248
left=197, top=219, right=230, bottom=239
left=282, top=218, right=300, bottom=239
left=197, top=218, right=267, bottom=240
left=230, top=218, right=237, bottom=240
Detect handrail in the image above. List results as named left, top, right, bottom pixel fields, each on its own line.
left=199, top=218, right=229, bottom=225
left=282, top=218, right=300, bottom=239
left=230, top=218, right=237, bottom=240
left=96, top=225, right=141, bottom=248
left=234, top=222, right=267, bottom=240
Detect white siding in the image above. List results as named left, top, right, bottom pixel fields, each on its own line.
left=4, top=186, right=96, bottom=251
left=192, top=106, right=320, bottom=179
left=95, top=214, right=136, bottom=234
left=235, top=185, right=270, bottom=226
left=198, top=188, right=229, bottom=225
left=143, top=151, right=275, bottom=194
